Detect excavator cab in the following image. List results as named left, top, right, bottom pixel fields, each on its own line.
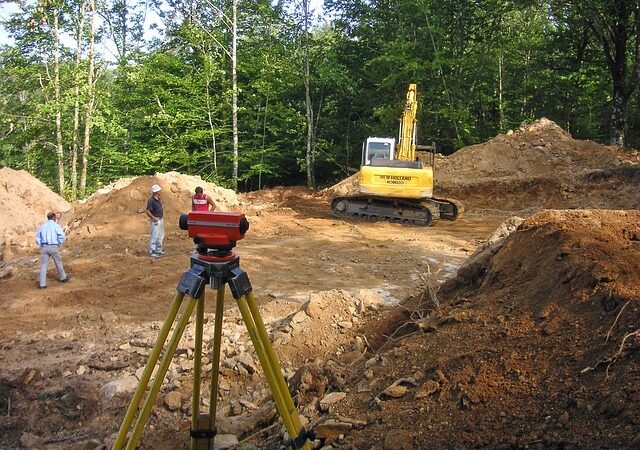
left=362, top=137, right=395, bottom=165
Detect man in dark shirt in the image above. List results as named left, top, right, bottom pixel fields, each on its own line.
left=145, top=184, right=165, bottom=257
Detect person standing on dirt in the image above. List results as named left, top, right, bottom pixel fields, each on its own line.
left=146, top=184, right=165, bottom=258
left=35, top=212, right=71, bottom=289
left=192, top=186, right=216, bottom=211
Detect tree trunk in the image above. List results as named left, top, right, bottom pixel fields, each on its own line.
left=52, top=10, right=65, bottom=196
left=498, top=50, right=505, bottom=132
left=303, top=0, right=314, bottom=188
left=345, top=107, right=350, bottom=171
left=583, top=1, right=640, bottom=147
left=71, top=1, right=86, bottom=200
left=259, top=97, right=268, bottom=190
left=610, top=88, right=626, bottom=146
left=521, top=50, right=530, bottom=117
left=607, top=30, right=631, bottom=146
left=118, top=0, right=127, bottom=64
left=205, top=63, right=218, bottom=175
left=81, top=0, right=96, bottom=197
left=231, top=0, right=238, bottom=191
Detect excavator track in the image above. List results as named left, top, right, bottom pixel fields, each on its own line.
left=429, top=197, right=459, bottom=221
left=331, top=196, right=458, bottom=227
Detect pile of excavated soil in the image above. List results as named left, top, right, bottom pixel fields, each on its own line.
left=239, top=185, right=332, bottom=220
left=324, top=118, right=640, bottom=214
left=323, top=173, right=359, bottom=198
left=436, top=118, right=629, bottom=181
left=306, top=209, right=640, bottom=449
left=0, top=170, right=240, bottom=260
left=68, top=172, right=241, bottom=240
left=436, top=118, right=640, bottom=212
left=0, top=168, right=71, bottom=260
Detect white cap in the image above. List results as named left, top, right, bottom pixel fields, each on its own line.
left=151, top=184, right=162, bottom=193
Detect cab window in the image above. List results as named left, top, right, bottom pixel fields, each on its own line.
left=366, top=142, right=392, bottom=163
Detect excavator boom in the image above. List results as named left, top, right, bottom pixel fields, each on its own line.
left=396, top=83, right=418, bottom=161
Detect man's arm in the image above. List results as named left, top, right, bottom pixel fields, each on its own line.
left=145, top=198, right=158, bottom=221
left=56, top=223, right=65, bottom=245
left=35, top=227, right=42, bottom=245
left=207, top=195, right=216, bottom=211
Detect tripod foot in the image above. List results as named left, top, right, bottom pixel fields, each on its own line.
left=190, top=414, right=216, bottom=450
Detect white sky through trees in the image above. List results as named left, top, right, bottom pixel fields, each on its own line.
left=0, top=0, right=324, bottom=52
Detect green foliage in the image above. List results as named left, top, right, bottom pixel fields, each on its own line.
left=1, top=0, right=639, bottom=196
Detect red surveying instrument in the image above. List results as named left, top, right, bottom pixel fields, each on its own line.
left=179, top=211, right=249, bottom=259
left=112, top=211, right=313, bottom=450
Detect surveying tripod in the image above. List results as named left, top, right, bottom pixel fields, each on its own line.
left=112, top=250, right=313, bottom=450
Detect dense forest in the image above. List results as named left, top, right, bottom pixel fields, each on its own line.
left=1, top=0, right=639, bottom=198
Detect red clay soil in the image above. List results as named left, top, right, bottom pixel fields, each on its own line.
left=321, top=209, right=640, bottom=449
left=0, top=168, right=71, bottom=259
left=1, top=118, right=639, bottom=450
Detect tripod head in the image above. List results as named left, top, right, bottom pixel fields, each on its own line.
left=179, top=211, right=250, bottom=259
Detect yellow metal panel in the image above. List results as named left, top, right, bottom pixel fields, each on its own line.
left=360, top=165, right=433, bottom=199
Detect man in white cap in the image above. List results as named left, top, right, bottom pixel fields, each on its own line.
left=145, top=184, right=165, bottom=257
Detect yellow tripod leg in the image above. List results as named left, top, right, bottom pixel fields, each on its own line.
left=236, top=293, right=311, bottom=450
left=245, top=292, right=308, bottom=438
left=208, top=284, right=226, bottom=442
left=125, top=295, right=199, bottom=450
left=191, top=290, right=206, bottom=450
left=112, top=291, right=185, bottom=450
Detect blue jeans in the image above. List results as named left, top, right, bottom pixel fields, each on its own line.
left=39, top=244, right=66, bottom=287
left=148, top=219, right=164, bottom=255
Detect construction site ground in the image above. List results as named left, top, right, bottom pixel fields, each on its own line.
left=1, top=119, right=639, bottom=449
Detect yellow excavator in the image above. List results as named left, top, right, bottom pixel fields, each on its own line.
left=331, top=83, right=458, bottom=226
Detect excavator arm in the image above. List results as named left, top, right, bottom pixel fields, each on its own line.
left=396, top=83, right=418, bottom=161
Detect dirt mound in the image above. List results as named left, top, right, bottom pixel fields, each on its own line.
left=239, top=185, right=319, bottom=211
left=0, top=168, right=71, bottom=260
left=317, top=209, right=640, bottom=449
left=438, top=117, right=578, bottom=181
left=450, top=209, right=640, bottom=303
left=68, top=172, right=241, bottom=240
left=436, top=118, right=640, bottom=212
left=322, top=173, right=359, bottom=198
left=324, top=118, right=640, bottom=214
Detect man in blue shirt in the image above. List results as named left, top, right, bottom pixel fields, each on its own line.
left=35, top=212, right=71, bottom=289
left=145, top=184, right=165, bottom=258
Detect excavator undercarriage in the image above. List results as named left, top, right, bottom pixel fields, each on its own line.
left=331, top=195, right=458, bottom=227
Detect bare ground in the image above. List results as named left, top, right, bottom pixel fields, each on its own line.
left=0, top=118, right=639, bottom=449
